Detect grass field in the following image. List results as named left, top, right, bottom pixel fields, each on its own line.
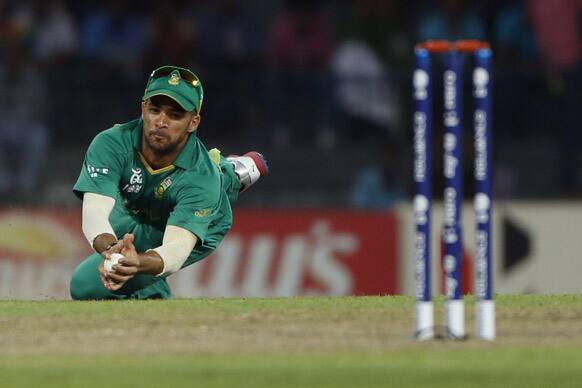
left=1, top=295, right=582, bottom=387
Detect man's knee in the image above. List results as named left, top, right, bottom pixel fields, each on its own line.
left=69, top=280, right=93, bottom=300
left=69, top=256, right=117, bottom=300
left=70, top=269, right=104, bottom=300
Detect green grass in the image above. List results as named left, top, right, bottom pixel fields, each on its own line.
left=1, top=295, right=582, bottom=387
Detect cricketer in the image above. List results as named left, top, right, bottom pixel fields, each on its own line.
left=70, top=65, right=268, bottom=300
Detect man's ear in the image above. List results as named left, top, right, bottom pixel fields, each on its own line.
left=188, top=113, right=201, bottom=133
left=140, top=101, right=146, bottom=119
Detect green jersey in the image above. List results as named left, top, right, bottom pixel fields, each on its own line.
left=73, top=119, right=233, bottom=267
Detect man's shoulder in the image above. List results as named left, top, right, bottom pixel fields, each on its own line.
left=98, top=119, right=140, bottom=139
left=178, top=138, right=220, bottom=177
left=91, top=119, right=140, bottom=148
left=177, top=146, right=222, bottom=192
left=195, top=146, right=223, bottom=182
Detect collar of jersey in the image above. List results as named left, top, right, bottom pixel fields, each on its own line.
left=133, top=119, right=198, bottom=170
left=138, top=152, right=175, bottom=175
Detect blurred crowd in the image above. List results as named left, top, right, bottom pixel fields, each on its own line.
left=0, top=0, right=580, bottom=206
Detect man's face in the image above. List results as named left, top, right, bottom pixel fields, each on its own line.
left=141, top=96, right=200, bottom=155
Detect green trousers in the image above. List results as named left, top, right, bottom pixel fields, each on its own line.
left=70, top=155, right=240, bottom=300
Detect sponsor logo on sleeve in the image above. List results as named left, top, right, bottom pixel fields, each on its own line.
left=87, top=164, right=110, bottom=178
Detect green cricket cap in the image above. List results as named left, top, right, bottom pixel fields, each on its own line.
left=142, top=65, right=204, bottom=113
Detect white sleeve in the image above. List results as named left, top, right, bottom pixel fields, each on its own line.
left=151, top=225, right=197, bottom=276
left=82, top=192, right=117, bottom=247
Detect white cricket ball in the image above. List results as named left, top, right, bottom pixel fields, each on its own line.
left=104, top=253, right=124, bottom=273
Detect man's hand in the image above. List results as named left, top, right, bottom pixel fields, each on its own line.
left=93, top=232, right=120, bottom=257
left=98, top=238, right=122, bottom=290
left=99, top=234, right=140, bottom=291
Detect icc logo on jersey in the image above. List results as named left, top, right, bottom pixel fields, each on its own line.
left=123, top=168, right=143, bottom=193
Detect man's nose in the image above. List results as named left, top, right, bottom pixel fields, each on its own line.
left=156, top=113, right=169, bottom=127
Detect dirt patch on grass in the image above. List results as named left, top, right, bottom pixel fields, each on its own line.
left=1, top=295, right=581, bottom=356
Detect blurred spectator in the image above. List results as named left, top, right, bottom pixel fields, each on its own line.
left=528, top=0, right=582, bottom=192
left=0, top=40, right=48, bottom=199
left=193, top=0, right=266, bottom=145
left=0, top=1, right=28, bottom=41
left=143, top=0, right=196, bottom=70
left=331, top=40, right=402, bottom=144
left=30, top=0, right=77, bottom=63
left=196, top=0, right=264, bottom=66
left=528, top=0, right=581, bottom=73
left=491, top=0, right=540, bottom=143
left=351, top=141, right=404, bottom=209
left=492, top=0, right=538, bottom=70
left=78, top=0, right=148, bottom=76
left=267, top=0, right=334, bottom=149
left=337, top=0, right=415, bottom=77
left=70, top=0, right=149, bottom=140
left=416, top=0, right=486, bottom=42
left=0, top=0, right=579, bottom=205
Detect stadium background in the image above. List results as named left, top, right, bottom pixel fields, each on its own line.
left=0, top=0, right=580, bottom=298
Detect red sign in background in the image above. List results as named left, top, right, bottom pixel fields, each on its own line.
left=0, top=208, right=90, bottom=299
left=0, top=208, right=399, bottom=298
left=182, top=210, right=400, bottom=296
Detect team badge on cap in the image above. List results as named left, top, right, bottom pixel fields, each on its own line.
left=168, top=71, right=181, bottom=86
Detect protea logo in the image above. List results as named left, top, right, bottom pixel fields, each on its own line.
left=168, top=73, right=181, bottom=85
left=154, top=177, right=172, bottom=199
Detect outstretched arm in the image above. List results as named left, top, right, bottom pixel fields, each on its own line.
left=82, top=192, right=127, bottom=289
